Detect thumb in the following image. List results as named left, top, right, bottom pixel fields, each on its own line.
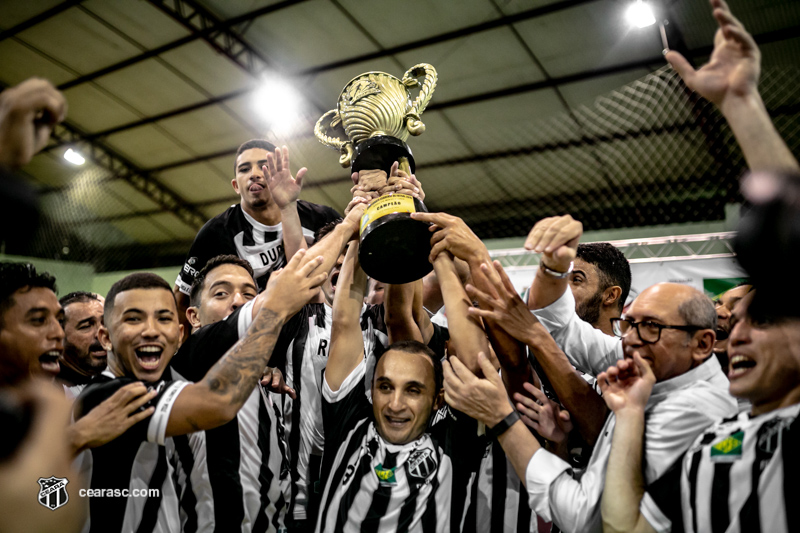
left=632, top=352, right=654, bottom=381
left=665, top=51, right=696, bottom=87
left=477, top=352, right=501, bottom=385
left=296, top=167, right=307, bottom=186
left=559, top=410, right=571, bottom=422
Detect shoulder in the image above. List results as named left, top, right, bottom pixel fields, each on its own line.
left=74, top=375, right=136, bottom=419
left=196, top=205, right=242, bottom=237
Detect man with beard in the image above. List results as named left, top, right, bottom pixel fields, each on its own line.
left=572, top=243, right=631, bottom=336
left=712, top=283, right=752, bottom=373
left=58, top=291, right=107, bottom=399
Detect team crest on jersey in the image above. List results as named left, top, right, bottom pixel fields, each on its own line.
left=407, top=449, right=437, bottom=485
left=38, top=476, right=69, bottom=510
left=374, top=464, right=397, bottom=486
left=710, top=430, right=744, bottom=462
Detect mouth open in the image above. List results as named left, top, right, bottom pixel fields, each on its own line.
left=330, top=270, right=340, bottom=288
left=135, top=346, right=163, bottom=370
left=384, top=415, right=410, bottom=428
left=729, top=354, right=756, bottom=379
left=39, top=350, right=61, bottom=375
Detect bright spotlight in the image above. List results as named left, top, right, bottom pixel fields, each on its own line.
left=253, top=76, right=304, bottom=135
left=626, top=1, right=656, bottom=28
left=64, top=148, right=86, bottom=165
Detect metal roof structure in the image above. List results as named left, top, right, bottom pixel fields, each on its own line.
left=2, top=0, right=799, bottom=271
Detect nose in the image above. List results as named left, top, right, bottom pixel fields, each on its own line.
left=387, top=390, right=405, bottom=413
left=48, top=318, right=65, bottom=346
left=231, top=291, right=246, bottom=310
left=142, top=316, right=160, bottom=338
left=728, top=319, right=750, bottom=347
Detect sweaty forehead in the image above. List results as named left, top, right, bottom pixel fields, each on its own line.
left=113, top=288, right=176, bottom=315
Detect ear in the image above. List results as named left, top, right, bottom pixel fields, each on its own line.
left=231, top=178, right=240, bottom=195
left=98, top=325, right=112, bottom=351
left=432, top=388, right=445, bottom=411
left=603, top=286, right=623, bottom=308
left=691, top=329, right=716, bottom=362
left=186, top=306, right=202, bottom=330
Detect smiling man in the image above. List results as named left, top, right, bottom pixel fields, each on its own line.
left=74, top=249, right=326, bottom=533
left=0, top=261, right=63, bottom=383
left=173, top=140, right=340, bottom=340
left=57, top=291, right=107, bottom=398
left=600, top=290, right=800, bottom=533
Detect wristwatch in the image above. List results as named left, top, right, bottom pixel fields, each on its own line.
left=487, top=410, right=521, bottom=439
left=540, top=261, right=574, bottom=279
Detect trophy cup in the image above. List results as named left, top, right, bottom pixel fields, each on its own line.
left=314, top=63, right=437, bottom=284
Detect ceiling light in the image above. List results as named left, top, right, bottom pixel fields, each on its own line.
left=626, top=1, right=656, bottom=28
left=253, top=75, right=304, bottom=135
left=64, top=148, right=86, bottom=165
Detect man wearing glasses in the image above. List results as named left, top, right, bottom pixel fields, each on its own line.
left=459, top=210, right=740, bottom=531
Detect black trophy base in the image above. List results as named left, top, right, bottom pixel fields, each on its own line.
left=359, top=197, right=433, bottom=285
left=352, top=136, right=415, bottom=176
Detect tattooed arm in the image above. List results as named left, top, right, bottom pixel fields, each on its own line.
left=166, top=249, right=326, bottom=436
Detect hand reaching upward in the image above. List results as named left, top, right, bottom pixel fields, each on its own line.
left=264, top=145, right=306, bottom=209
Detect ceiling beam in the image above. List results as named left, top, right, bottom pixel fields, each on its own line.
left=45, top=120, right=208, bottom=230
left=0, top=0, right=84, bottom=43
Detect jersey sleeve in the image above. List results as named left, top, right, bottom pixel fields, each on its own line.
left=641, top=455, right=685, bottom=533
left=75, top=378, right=188, bottom=447
left=170, top=305, right=247, bottom=381
left=176, top=219, right=237, bottom=295
left=321, top=359, right=372, bottom=450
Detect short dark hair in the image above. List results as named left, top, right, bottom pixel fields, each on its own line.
left=0, top=262, right=57, bottom=329
left=59, top=291, right=99, bottom=309
left=374, top=340, right=443, bottom=393
left=104, top=273, right=173, bottom=323
left=234, top=139, right=277, bottom=172
left=189, top=255, right=255, bottom=307
left=314, top=218, right=343, bottom=243
left=576, top=243, right=632, bottom=311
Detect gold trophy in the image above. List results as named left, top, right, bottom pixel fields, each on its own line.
left=315, top=63, right=437, bottom=284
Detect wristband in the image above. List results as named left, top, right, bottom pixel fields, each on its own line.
left=540, top=261, right=574, bottom=279
left=487, top=410, right=520, bottom=439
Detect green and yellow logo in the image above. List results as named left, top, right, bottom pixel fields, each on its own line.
left=710, top=430, right=744, bottom=462
left=374, top=464, right=397, bottom=486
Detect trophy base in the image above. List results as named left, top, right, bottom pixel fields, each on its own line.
left=359, top=196, right=432, bottom=285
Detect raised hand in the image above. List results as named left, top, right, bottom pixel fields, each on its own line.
left=524, top=214, right=582, bottom=272
left=410, top=211, right=487, bottom=264
left=513, top=382, right=573, bottom=444
left=264, top=145, right=306, bottom=209
left=379, top=161, right=425, bottom=201
left=443, top=352, right=514, bottom=427
left=263, top=249, right=326, bottom=317
left=597, top=354, right=655, bottom=414
left=0, top=78, right=67, bottom=169
left=665, top=0, right=759, bottom=109
left=466, top=261, right=538, bottom=344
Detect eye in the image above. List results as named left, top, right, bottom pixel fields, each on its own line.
left=641, top=321, right=660, bottom=333
left=77, top=323, right=92, bottom=330
left=244, top=292, right=257, bottom=300
left=124, top=316, right=141, bottom=323
left=407, top=387, right=421, bottom=396
left=29, top=315, right=46, bottom=325
left=378, top=383, right=391, bottom=392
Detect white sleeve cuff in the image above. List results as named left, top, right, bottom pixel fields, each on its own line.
left=147, top=381, right=190, bottom=445
left=322, top=359, right=367, bottom=403
left=525, top=448, right=572, bottom=520
left=640, top=492, right=672, bottom=533
left=237, top=299, right=257, bottom=338
left=175, top=276, right=191, bottom=296
left=531, top=289, right=576, bottom=332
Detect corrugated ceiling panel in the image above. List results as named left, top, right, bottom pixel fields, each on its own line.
left=158, top=105, right=255, bottom=155
left=0, top=40, right=75, bottom=86
left=110, top=216, right=174, bottom=244
left=82, top=0, right=190, bottom=49
left=159, top=163, right=235, bottom=204
left=403, top=111, right=474, bottom=163
left=104, top=124, right=195, bottom=168
left=0, top=0, right=65, bottom=28
left=514, top=1, right=664, bottom=78
left=161, top=40, right=256, bottom=97
left=18, top=8, right=142, bottom=74
left=558, top=68, right=652, bottom=108
left=148, top=212, right=199, bottom=241
left=61, top=83, right=142, bottom=132
left=394, top=27, right=546, bottom=103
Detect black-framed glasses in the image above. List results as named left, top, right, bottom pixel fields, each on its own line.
left=610, top=318, right=702, bottom=344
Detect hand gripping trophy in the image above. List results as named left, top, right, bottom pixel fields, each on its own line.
left=314, top=63, right=437, bottom=284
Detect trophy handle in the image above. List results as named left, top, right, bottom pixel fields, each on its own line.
left=314, top=109, right=355, bottom=168
left=402, top=63, right=438, bottom=136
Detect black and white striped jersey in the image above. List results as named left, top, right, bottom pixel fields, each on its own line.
left=314, top=359, right=485, bottom=533
left=643, top=402, right=800, bottom=533
left=74, top=369, right=190, bottom=533
left=466, top=441, right=537, bottom=533
left=176, top=202, right=340, bottom=295
left=275, top=302, right=387, bottom=523
left=170, top=299, right=290, bottom=533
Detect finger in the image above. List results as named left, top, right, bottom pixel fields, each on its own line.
left=479, top=263, right=504, bottom=297
left=125, top=406, right=155, bottom=426
left=429, top=241, right=448, bottom=263
left=285, top=386, right=297, bottom=400
left=632, top=352, right=654, bottom=380
left=464, top=283, right=497, bottom=311
left=466, top=306, right=497, bottom=321
left=430, top=229, right=447, bottom=246
left=411, top=211, right=448, bottom=226
left=559, top=410, right=571, bottom=422
left=113, top=382, right=148, bottom=405
left=523, top=381, right=548, bottom=403
left=493, top=260, right=518, bottom=296
left=544, top=220, right=581, bottom=254
left=295, top=167, right=307, bottom=188
left=442, top=359, right=463, bottom=390
left=389, top=160, right=399, bottom=177
left=520, top=413, right=538, bottom=430
left=720, top=22, right=756, bottom=51
left=513, top=391, right=538, bottom=410
left=125, top=389, right=158, bottom=413
left=665, top=51, right=697, bottom=87
left=266, top=151, right=278, bottom=176
left=477, top=352, right=502, bottom=387
left=516, top=401, right=539, bottom=421
left=351, top=172, right=359, bottom=185
left=285, top=248, right=307, bottom=269
left=448, top=356, right=476, bottom=386
left=272, top=373, right=281, bottom=389
left=281, top=145, right=290, bottom=171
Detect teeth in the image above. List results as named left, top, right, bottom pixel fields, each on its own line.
left=137, top=346, right=162, bottom=353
